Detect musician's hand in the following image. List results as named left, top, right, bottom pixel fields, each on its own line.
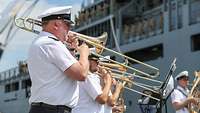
left=70, top=38, right=79, bottom=50
left=77, top=43, right=89, bottom=56
left=187, top=97, right=198, bottom=104
left=104, top=73, right=112, bottom=85
left=99, top=68, right=112, bottom=83
left=116, top=81, right=123, bottom=90
left=66, top=32, right=79, bottom=49
left=112, top=78, right=117, bottom=85
left=98, top=68, right=107, bottom=75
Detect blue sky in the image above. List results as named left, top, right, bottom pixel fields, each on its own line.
left=0, top=0, right=84, bottom=72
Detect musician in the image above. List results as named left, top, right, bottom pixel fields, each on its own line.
left=99, top=56, right=125, bottom=113
left=106, top=78, right=124, bottom=113
left=72, top=54, right=123, bottom=113
left=28, top=6, right=90, bottom=113
left=171, top=71, right=197, bottom=113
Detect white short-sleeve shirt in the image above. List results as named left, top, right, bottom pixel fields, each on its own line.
left=103, top=100, right=112, bottom=113
left=72, top=73, right=104, bottom=113
left=171, top=86, right=190, bottom=113
left=102, top=90, right=112, bottom=113
left=28, top=31, right=78, bottom=108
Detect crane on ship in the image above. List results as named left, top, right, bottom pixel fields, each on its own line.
left=0, top=0, right=39, bottom=60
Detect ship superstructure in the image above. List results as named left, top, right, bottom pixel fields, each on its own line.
left=0, top=61, right=30, bottom=113
left=73, top=0, right=200, bottom=113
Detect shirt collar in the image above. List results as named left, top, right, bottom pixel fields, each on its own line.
left=39, top=31, right=59, bottom=40
left=177, top=85, right=189, bottom=94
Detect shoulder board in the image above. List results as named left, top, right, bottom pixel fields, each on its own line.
left=48, top=36, right=59, bottom=41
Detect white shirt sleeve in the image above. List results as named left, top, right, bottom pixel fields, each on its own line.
left=41, top=42, right=77, bottom=72
left=171, top=89, right=182, bottom=103
left=83, top=74, right=103, bottom=100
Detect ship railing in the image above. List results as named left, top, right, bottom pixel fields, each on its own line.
left=0, top=67, right=19, bottom=82
left=122, top=6, right=163, bottom=45
left=0, top=65, right=29, bottom=83
left=75, top=0, right=110, bottom=28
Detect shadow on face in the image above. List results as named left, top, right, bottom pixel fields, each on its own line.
left=178, top=76, right=189, bottom=87
left=89, top=60, right=99, bottom=72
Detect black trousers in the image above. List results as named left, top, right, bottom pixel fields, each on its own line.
left=29, top=102, right=71, bottom=113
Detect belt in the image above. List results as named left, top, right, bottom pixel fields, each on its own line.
left=31, top=102, right=72, bottom=112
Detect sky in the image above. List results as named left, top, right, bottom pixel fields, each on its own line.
left=0, top=0, right=85, bottom=72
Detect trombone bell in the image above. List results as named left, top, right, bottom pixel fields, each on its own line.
left=94, top=32, right=108, bottom=54
left=68, top=31, right=108, bottom=54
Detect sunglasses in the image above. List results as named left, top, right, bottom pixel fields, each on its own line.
left=178, top=76, right=189, bottom=81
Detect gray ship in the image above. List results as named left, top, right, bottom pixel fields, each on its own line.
left=0, top=0, right=200, bottom=113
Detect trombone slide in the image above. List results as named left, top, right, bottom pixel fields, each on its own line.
left=15, top=17, right=160, bottom=78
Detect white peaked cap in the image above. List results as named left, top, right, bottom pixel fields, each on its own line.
left=99, top=56, right=110, bottom=62
left=89, top=48, right=110, bottom=62
left=175, top=71, right=189, bottom=80
left=38, top=6, right=73, bottom=24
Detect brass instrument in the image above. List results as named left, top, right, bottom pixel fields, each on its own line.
left=99, top=57, right=177, bottom=103
left=188, top=71, right=200, bottom=113
left=15, top=18, right=107, bottom=54
left=14, top=17, right=160, bottom=78
left=98, top=62, right=161, bottom=102
left=97, top=58, right=163, bottom=83
left=98, top=62, right=127, bottom=72
left=114, top=82, right=127, bottom=113
left=99, top=63, right=128, bottom=113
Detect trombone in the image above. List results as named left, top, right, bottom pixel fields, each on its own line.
left=97, top=63, right=161, bottom=101
left=14, top=17, right=160, bottom=78
left=95, top=53, right=163, bottom=84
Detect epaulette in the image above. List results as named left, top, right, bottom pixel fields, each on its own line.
left=48, top=36, right=59, bottom=41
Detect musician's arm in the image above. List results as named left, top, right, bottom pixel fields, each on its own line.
left=95, top=72, right=112, bottom=104
left=172, top=97, right=197, bottom=110
left=107, top=82, right=123, bottom=107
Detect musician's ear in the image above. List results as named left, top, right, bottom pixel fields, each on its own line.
left=54, top=20, right=61, bottom=29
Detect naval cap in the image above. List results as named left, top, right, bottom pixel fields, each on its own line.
left=175, top=71, right=189, bottom=80
left=38, top=6, right=74, bottom=24
left=88, top=48, right=110, bottom=62
left=88, top=48, right=99, bottom=61
left=88, top=54, right=111, bottom=62
left=99, top=56, right=110, bottom=62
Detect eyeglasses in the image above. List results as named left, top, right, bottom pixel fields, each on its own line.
left=181, top=77, right=189, bottom=81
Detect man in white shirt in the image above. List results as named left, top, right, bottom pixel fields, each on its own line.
left=105, top=81, right=124, bottom=113
left=28, top=6, right=89, bottom=113
left=171, top=71, right=197, bottom=113
left=72, top=54, right=123, bottom=113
